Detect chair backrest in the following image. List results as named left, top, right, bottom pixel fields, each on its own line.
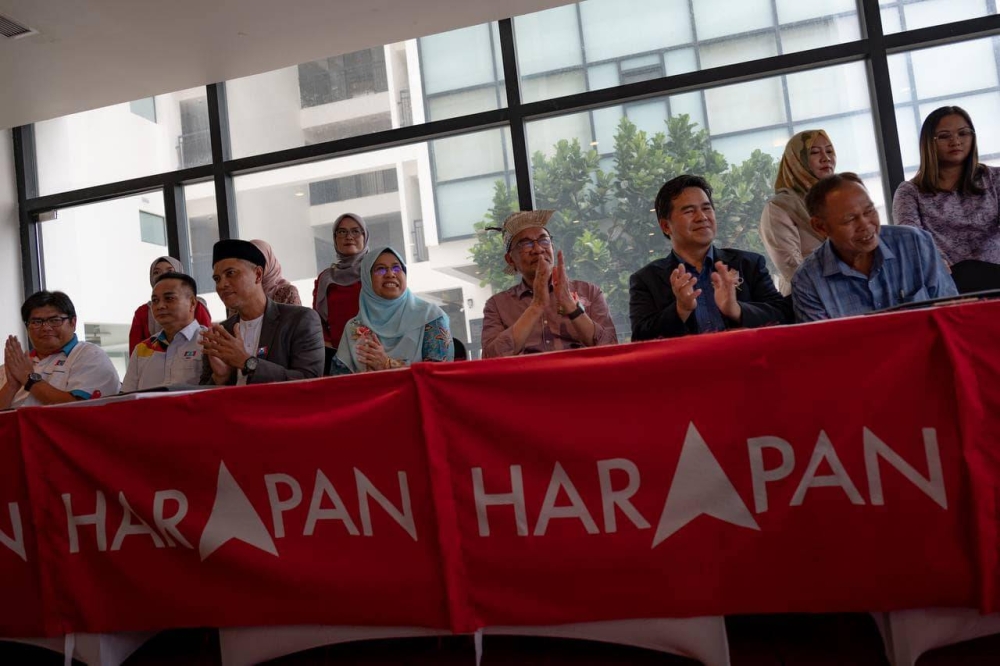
left=951, top=259, right=1000, bottom=294
left=453, top=338, right=468, bottom=361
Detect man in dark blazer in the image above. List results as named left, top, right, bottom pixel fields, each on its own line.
left=630, top=175, right=792, bottom=341
left=200, top=239, right=324, bottom=385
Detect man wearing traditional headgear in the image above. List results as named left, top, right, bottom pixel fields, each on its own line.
left=200, top=239, right=324, bottom=385
left=481, top=210, right=617, bottom=357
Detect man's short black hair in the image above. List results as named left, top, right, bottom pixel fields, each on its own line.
left=154, top=272, right=199, bottom=298
left=654, top=174, right=714, bottom=221
left=805, top=172, right=865, bottom=218
left=21, top=291, right=76, bottom=323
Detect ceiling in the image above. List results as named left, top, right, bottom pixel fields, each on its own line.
left=0, top=0, right=576, bottom=130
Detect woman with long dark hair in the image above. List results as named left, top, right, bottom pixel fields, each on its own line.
left=893, top=106, right=1000, bottom=292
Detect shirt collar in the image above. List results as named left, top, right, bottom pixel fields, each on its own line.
left=61, top=335, right=79, bottom=355
left=671, top=245, right=715, bottom=272
left=175, top=319, right=202, bottom=342
left=819, top=237, right=893, bottom=277
left=28, top=334, right=78, bottom=360
left=514, top=277, right=554, bottom=299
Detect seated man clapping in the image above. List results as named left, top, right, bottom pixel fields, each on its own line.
left=481, top=210, right=617, bottom=357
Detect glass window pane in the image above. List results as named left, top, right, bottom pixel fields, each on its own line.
left=694, top=0, right=774, bottom=41
left=182, top=183, right=224, bottom=320
left=34, top=87, right=209, bottom=196
left=880, top=0, right=994, bottom=34
left=139, top=211, right=167, bottom=246
left=514, top=5, right=583, bottom=76
left=227, top=23, right=505, bottom=159
left=518, top=62, right=883, bottom=334
left=706, top=79, right=786, bottom=134
left=515, top=0, right=860, bottom=103
left=776, top=0, right=855, bottom=23
left=39, top=192, right=169, bottom=376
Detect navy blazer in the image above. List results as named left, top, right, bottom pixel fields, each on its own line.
left=200, top=299, right=325, bottom=385
left=629, top=246, right=792, bottom=341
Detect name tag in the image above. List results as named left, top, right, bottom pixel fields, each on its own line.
left=183, top=351, right=199, bottom=358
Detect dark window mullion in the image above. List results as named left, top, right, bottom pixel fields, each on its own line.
left=206, top=82, right=237, bottom=240
left=861, top=0, right=906, bottom=205
left=498, top=18, right=534, bottom=212
left=13, top=125, right=41, bottom=298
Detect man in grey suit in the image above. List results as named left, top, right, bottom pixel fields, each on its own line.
left=200, top=239, right=324, bottom=385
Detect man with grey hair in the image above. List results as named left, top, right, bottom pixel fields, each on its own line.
left=481, top=210, right=617, bottom=357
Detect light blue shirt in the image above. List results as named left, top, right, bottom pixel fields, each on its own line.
left=791, top=225, right=958, bottom=322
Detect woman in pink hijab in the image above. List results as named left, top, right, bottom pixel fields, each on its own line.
left=250, top=239, right=301, bottom=306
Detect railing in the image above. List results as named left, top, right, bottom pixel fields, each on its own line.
left=176, top=130, right=211, bottom=169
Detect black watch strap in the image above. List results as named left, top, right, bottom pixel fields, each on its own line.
left=567, top=303, right=586, bottom=320
left=24, top=373, right=43, bottom=392
left=242, top=356, right=259, bottom=376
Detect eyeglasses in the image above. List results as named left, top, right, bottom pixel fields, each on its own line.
left=26, top=315, right=71, bottom=329
left=514, top=236, right=553, bottom=252
left=372, top=265, right=404, bottom=277
left=335, top=228, right=364, bottom=238
left=934, top=128, right=975, bottom=142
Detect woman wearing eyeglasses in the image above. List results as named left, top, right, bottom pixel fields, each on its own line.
left=313, top=213, right=369, bottom=373
left=893, top=106, right=1000, bottom=292
left=331, top=246, right=453, bottom=374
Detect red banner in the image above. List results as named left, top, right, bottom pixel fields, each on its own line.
left=0, top=411, right=44, bottom=637
left=3, top=301, right=1000, bottom=637
left=19, top=374, right=449, bottom=635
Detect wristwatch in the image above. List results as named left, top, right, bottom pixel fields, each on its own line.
left=24, top=373, right=43, bottom=392
left=241, top=357, right=259, bottom=377
left=566, top=303, right=586, bottom=320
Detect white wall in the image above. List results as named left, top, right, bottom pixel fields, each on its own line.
left=0, top=130, right=24, bottom=344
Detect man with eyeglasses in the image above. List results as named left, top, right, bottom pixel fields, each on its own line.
left=1, top=291, right=120, bottom=409
left=630, top=174, right=791, bottom=340
left=481, top=210, right=617, bottom=357
left=200, top=239, right=324, bottom=385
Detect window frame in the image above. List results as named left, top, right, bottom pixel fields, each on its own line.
left=14, top=3, right=1000, bottom=299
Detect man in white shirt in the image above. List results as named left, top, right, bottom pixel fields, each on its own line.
left=1, top=291, right=120, bottom=409
left=122, top=272, right=207, bottom=392
left=200, top=239, right=324, bottom=385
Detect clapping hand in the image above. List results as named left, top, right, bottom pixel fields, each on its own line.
left=670, top=265, right=701, bottom=321
left=711, top=261, right=743, bottom=322
left=356, top=330, right=390, bottom=371
left=530, top=253, right=553, bottom=309
left=4, top=335, right=32, bottom=386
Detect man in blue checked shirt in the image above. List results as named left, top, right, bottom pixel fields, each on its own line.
left=792, top=173, right=957, bottom=322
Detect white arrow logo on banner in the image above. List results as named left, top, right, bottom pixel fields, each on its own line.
left=652, top=422, right=760, bottom=547
left=199, top=461, right=279, bottom=561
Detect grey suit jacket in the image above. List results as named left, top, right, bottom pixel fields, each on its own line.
left=200, top=299, right=325, bottom=385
